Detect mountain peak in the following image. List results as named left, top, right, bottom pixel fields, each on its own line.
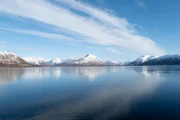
left=84, top=54, right=97, bottom=58
left=0, top=51, right=32, bottom=67
left=140, top=55, right=152, bottom=58
left=49, top=58, right=61, bottom=64
left=0, top=51, right=16, bottom=55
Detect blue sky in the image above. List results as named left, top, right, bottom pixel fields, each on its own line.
left=0, top=0, right=180, bottom=61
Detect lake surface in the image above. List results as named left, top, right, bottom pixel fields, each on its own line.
left=0, top=66, right=180, bottom=120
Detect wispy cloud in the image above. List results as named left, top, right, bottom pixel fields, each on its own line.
left=0, top=27, right=79, bottom=42
left=0, top=0, right=164, bottom=56
left=135, top=0, right=147, bottom=8
left=106, top=48, right=123, bottom=54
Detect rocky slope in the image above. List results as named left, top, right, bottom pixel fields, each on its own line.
left=0, top=51, right=33, bottom=67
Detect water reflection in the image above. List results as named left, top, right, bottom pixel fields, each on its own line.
left=1, top=66, right=179, bottom=120
left=21, top=67, right=62, bottom=79
left=28, top=67, right=164, bottom=120
left=0, top=67, right=120, bottom=83
left=60, top=67, right=107, bottom=80
left=0, top=68, right=23, bottom=84
left=0, top=68, right=62, bottom=84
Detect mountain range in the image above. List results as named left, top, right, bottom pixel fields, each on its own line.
left=24, top=54, right=121, bottom=66
left=1, top=51, right=180, bottom=67
left=24, top=57, right=61, bottom=66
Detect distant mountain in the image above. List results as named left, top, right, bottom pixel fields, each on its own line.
left=24, top=57, right=61, bottom=66
left=24, top=57, right=46, bottom=66
left=60, top=54, right=106, bottom=66
left=47, top=58, right=61, bottom=65
left=25, top=55, right=123, bottom=66
left=0, top=51, right=33, bottom=67
left=129, top=54, right=180, bottom=66
left=142, top=54, right=180, bottom=65
left=129, top=55, right=159, bottom=65
left=4, top=51, right=180, bottom=67
left=105, top=60, right=119, bottom=66
left=119, top=61, right=132, bottom=66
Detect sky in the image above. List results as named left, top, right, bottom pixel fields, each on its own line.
left=0, top=0, right=180, bottom=61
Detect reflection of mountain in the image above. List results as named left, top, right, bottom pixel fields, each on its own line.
left=0, top=67, right=120, bottom=84
left=0, top=68, right=62, bottom=84
left=61, top=67, right=119, bottom=80
left=61, top=67, right=106, bottom=80
left=21, top=68, right=62, bottom=79
left=0, top=66, right=171, bottom=85
left=25, top=66, right=166, bottom=120
left=0, top=68, right=24, bottom=84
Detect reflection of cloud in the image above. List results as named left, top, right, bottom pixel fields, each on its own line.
left=141, top=66, right=151, bottom=77
left=26, top=66, right=165, bottom=120
left=80, top=67, right=106, bottom=81
left=62, top=67, right=107, bottom=80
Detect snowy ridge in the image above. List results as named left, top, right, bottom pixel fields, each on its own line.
left=105, top=60, right=119, bottom=66
left=62, top=54, right=106, bottom=66
left=24, top=57, right=61, bottom=66
left=134, top=55, right=159, bottom=63
left=0, top=51, right=16, bottom=55
left=129, top=55, right=159, bottom=65
left=24, top=57, right=46, bottom=65
left=119, top=61, right=132, bottom=66
left=129, top=54, right=180, bottom=65
left=0, top=51, right=21, bottom=63
left=48, top=58, right=61, bottom=65
left=157, top=54, right=180, bottom=60
left=0, top=51, right=31, bottom=67
left=2, top=51, right=180, bottom=67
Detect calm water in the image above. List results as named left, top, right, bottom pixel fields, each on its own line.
left=0, top=66, right=180, bottom=120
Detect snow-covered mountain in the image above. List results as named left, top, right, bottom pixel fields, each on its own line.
left=129, top=55, right=159, bottom=65
left=47, top=58, right=61, bottom=65
left=128, top=54, right=180, bottom=65
left=157, top=54, right=180, bottom=60
left=60, top=54, right=106, bottom=66
left=105, top=60, right=119, bottom=66
left=24, top=57, right=46, bottom=66
left=141, top=54, right=180, bottom=65
left=0, top=51, right=32, bottom=67
left=4, top=50, right=180, bottom=67
left=24, top=57, right=61, bottom=66
left=119, top=61, right=132, bottom=66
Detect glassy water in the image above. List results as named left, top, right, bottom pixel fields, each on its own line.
left=1, top=66, right=180, bottom=120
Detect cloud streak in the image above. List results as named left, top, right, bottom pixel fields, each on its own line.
left=136, top=0, right=147, bottom=8
left=0, top=27, right=77, bottom=42
left=0, top=0, right=164, bottom=56
left=106, top=48, right=123, bottom=54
